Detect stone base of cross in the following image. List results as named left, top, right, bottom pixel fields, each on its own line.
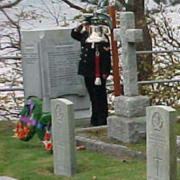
left=107, top=12, right=150, bottom=143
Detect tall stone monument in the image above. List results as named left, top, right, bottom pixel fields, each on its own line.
left=108, top=12, right=149, bottom=143
left=51, top=98, right=76, bottom=177
left=146, top=106, right=177, bottom=180
left=21, top=28, right=91, bottom=126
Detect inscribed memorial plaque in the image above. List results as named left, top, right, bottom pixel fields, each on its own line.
left=21, top=28, right=90, bottom=117
left=21, top=31, right=43, bottom=99
left=40, top=29, right=86, bottom=98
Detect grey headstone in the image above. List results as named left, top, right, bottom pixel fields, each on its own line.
left=146, top=106, right=177, bottom=180
left=51, top=98, right=76, bottom=177
left=0, top=177, right=18, bottom=180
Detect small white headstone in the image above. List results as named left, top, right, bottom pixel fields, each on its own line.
left=0, top=177, right=18, bottom=180
left=146, top=105, right=177, bottom=180
left=51, top=98, right=76, bottom=177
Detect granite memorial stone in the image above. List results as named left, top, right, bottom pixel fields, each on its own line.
left=21, top=28, right=91, bottom=125
left=51, top=98, right=76, bottom=177
left=146, top=106, right=177, bottom=180
left=108, top=12, right=149, bottom=143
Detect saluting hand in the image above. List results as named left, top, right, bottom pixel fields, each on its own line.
left=75, top=24, right=84, bottom=32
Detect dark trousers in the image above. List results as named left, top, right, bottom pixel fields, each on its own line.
left=84, top=77, right=108, bottom=126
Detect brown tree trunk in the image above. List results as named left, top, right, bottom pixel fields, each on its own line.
left=126, top=0, right=153, bottom=82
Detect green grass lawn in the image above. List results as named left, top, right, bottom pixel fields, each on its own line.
left=0, top=121, right=180, bottom=180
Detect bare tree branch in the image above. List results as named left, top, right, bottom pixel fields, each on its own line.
left=0, top=0, right=23, bottom=10
left=1, top=9, right=21, bottom=49
left=61, top=0, right=87, bottom=12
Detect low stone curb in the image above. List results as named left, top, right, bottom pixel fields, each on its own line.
left=75, top=126, right=146, bottom=159
left=76, top=126, right=180, bottom=159
left=76, top=136, right=146, bottom=159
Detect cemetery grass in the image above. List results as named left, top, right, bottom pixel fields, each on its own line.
left=1, top=121, right=180, bottom=180
left=0, top=121, right=147, bottom=180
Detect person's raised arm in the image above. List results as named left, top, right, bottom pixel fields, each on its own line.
left=71, top=24, right=84, bottom=41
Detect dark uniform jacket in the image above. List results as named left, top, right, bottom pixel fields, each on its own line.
left=71, top=28, right=111, bottom=78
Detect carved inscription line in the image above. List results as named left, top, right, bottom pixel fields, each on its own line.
left=54, top=41, right=74, bottom=46
left=147, top=176, right=161, bottom=180
left=23, top=52, right=39, bottom=64
left=148, top=135, right=166, bottom=143
left=55, top=44, right=74, bottom=48
left=153, top=149, right=162, bottom=177
left=25, top=47, right=34, bottom=50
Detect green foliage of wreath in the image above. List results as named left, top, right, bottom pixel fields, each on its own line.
left=14, top=96, right=52, bottom=144
left=19, top=98, right=43, bottom=141
left=36, top=113, right=51, bottom=141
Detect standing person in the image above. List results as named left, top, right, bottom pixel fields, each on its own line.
left=71, top=17, right=111, bottom=126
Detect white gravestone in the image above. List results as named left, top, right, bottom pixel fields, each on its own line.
left=51, top=98, right=76, bottom=177
left=21, top=28, right=91, bottom=125
left=0, top=177, right=18, bottom=180
left=108, top=12, right=149, bottom=143
left=146, top=106, right=177, bottom=180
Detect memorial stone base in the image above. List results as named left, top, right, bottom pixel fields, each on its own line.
left=74, top=110, right=91, bottom=127
left=108, top=116, right=146, bottom=143
left=108, top=96, right=149, bottom=143
left=114, top=96, right=149, bottom=117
